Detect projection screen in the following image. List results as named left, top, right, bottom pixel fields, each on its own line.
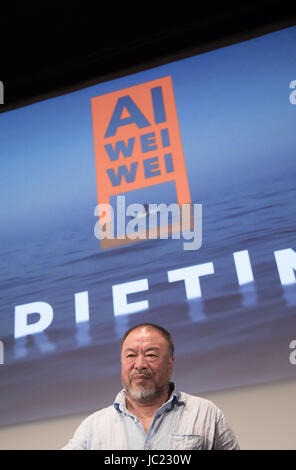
left=0, top=24, right=295, bottom=426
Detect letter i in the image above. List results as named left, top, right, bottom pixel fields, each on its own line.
left=151, top=87, right=166, bottom=124
left=161, top=128, right=170, bottom=147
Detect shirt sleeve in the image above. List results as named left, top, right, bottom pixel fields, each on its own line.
left=213, top=410, right=240, bottom=450
left=61, top=417, right=89, bottom=450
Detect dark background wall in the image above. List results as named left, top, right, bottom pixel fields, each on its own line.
left=1, top=2, right=294, bottom=110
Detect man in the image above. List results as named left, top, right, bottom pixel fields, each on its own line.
left=62, top=323, right=240, bottom=450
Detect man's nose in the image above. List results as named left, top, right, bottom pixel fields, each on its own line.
left=134, top=354, right=148, bottom=369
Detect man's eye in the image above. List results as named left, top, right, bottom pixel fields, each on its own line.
left=146, top=354, right=156, bottom=357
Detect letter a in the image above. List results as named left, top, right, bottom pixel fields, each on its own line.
left=104, top=95, right=150, bottom=138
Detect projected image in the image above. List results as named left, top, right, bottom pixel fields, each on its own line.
left=0, top=25, right=296, bottom=427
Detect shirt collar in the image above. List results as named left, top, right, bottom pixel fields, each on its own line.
left=113, top=383, right=185, bottom=415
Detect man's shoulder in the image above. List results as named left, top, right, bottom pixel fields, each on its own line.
left=82, top=403, right=116, bottom=425
left=179, top=391, right=221, bottom=414
left=80, top=389, right=126, bottom=426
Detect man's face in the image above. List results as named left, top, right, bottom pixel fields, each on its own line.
left=121, top=327, right=174, bottom=403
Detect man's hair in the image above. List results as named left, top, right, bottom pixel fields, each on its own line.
left=121, top=323, right=174, bottom=358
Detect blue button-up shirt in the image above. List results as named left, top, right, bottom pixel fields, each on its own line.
left=62, top=385, right=239, bottom=450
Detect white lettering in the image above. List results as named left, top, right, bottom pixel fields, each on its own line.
left=93, top=197, right=202, bottom=250
left=233, top=250, right=254, bottom=285
left=75, top=291, right=89, bottom=323
left=112, top=279, right=149, bottom=316
left=14, top=301, right=54, bottom=339
left=274, top=248, right=296, bottom=285
left=182, top=203, right=202, bottom=251
left=148, top=203, right=181, bottom=240
left=116, top=195, right=127, bottom=239
left=94, top=203, right=114, bottom=240
left=126, top=203, right=147, bottom=239
left=11, top=246, right=296, bottom=339
left=168, top=263, right=214, bottom=299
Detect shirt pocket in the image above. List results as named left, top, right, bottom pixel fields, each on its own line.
left=169, top=433, right=202, bottom=450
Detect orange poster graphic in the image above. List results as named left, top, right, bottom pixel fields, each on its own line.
left=91, top=76, right=191, bottom=247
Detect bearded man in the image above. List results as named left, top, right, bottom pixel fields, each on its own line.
left=62, top=323, right=240, bottom=450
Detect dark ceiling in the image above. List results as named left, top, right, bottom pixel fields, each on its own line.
left=1, top=2, right=295, bottom=110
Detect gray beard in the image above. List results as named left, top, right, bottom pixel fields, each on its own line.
left=124, top=382, right=169, bottom=404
